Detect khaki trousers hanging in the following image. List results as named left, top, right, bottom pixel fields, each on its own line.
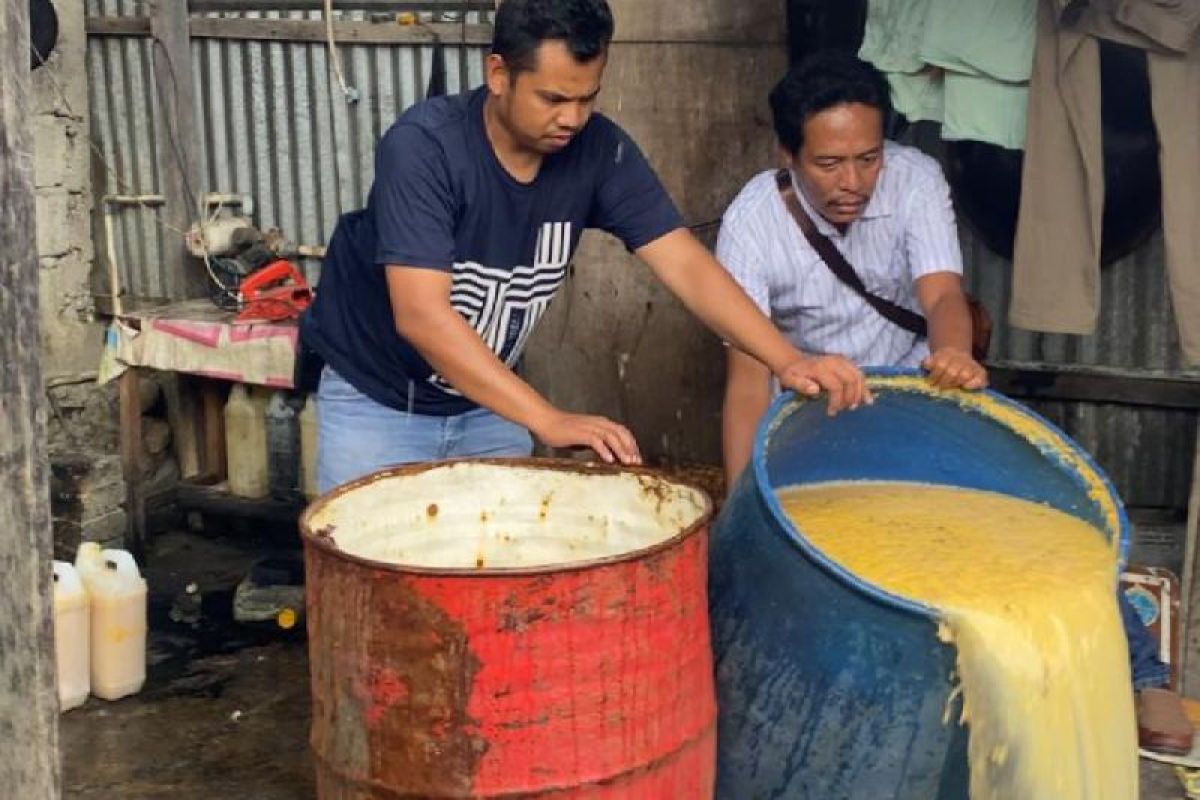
left=1011, top=0, right=1200, bottom=364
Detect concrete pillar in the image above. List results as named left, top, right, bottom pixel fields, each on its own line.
left=522, top=0, right=787, bottom=466
left=1, top=0, right=62, bottom=795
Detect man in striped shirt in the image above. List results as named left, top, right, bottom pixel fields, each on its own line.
left=718, top=51, right=987, bottom=487
left=718, top=50, right=1192, bottom=757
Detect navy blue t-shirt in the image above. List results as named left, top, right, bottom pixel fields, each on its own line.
left=300, top=86, right=682, bottom=416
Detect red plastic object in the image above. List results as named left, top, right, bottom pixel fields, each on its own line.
left=300, top=460, right=717, bottom=799
left=235, top=259, right=312, bottom=323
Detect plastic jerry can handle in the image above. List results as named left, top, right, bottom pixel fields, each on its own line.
left=101, top=549, right=141, bottom=579
left=75, top=541, right=103, bottom=568
left=52, top=561, right=85, bottom=595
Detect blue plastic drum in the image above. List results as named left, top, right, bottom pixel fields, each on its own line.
left=709, top=369, right=1128, bottom=799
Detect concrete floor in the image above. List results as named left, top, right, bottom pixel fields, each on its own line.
left=61, top=641, right=312, bottom=799
left=61, top=531, right=314, bottom=800
left=57, top=530, right=1189, bottom=799
left=1143, top=760, right=1184, bottom=799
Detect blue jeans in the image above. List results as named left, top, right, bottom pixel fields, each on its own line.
left=316, top=368, right=533, bottom=493
left=1121, top=587, right=1171, bottom=690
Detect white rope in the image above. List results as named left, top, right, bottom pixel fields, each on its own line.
left=323, top=0, right=359, bottom=104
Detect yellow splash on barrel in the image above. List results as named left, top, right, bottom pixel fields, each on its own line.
left=777, top=482, right=1137, bottom=800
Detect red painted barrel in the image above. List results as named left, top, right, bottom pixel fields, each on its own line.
left=299, top=458, right=716, bottom=798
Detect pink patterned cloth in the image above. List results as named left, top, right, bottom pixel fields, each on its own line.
left=110, top=299, right=298, bottom=387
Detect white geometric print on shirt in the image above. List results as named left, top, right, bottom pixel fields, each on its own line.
left=429, top=221, right=572, bottom=395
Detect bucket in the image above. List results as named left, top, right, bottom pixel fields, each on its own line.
left=709, top=370, right=1127, bottom=799
left=299, top=458, right=717, bottom=798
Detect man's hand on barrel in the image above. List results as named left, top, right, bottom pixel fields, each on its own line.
left=530, top=409, right=643, bottom=465
left=922, top=347, right=988, bottom=391
left=777, top=355, right=873, bottom=416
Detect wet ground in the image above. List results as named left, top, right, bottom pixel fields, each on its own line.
left=1143, top=760, right=1183, bottom=798
left=57, top=530, right=1187, bottom=799
left=60, top=531, right=314, bottom=800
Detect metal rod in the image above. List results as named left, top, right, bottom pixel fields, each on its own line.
left=987, top=360, right=1200, bottom=410
left=188, top=0, right=496, bottom=11
left=104, top=194, right=166, bottom=206
left=87, top=16, right=494, bottom=46
left=101, top=195, right=167, bottom=316
left=103, top=207, right=130, bottom=317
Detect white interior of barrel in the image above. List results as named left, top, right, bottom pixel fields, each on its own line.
left=309, top=463, right=708, bottom=570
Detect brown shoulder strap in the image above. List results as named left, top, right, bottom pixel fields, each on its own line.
left=774, top=169, right=928, bottom=338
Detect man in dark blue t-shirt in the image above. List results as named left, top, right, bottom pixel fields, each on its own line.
left=301, top=0, right=872, bottom=492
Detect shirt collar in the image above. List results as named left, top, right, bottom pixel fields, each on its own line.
left=789, top=160, right=892, bottom=239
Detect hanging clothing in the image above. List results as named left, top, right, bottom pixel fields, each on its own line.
left=859, top=0, right=1037, bottom=150
left=1010, top=0, right=1200, bottom=364
left=1068, top=0, right=1200, bottom=54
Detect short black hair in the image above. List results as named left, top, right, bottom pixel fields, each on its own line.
left=491, top=0, right=614, bottom=76
left=769, top=51, right=892, bottom=155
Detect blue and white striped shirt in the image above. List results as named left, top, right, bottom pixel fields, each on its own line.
left=716, top=142, right=963, bottom=368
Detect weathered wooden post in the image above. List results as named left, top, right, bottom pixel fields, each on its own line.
left=0, top=0, right=61, bottom=796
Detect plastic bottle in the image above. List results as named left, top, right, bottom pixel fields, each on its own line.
left=299, top=394, right=319, bottom=499
left=52, top=561, right=90, bottom=711
left=86, top=549, right=148, bottom=701
left=266, top=390, right=302, bottom=500
left=225, top=383, right=269, bottom=498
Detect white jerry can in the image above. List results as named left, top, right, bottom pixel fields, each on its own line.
left=52, top=560, right=90, bottom=711
left=78, top=547, right=148, bottom=701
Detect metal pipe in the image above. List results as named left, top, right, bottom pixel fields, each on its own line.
left=103, top=205, right=125, bottom=317
left=102, top=194, right=165, bottom=207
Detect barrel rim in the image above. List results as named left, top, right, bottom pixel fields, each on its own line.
left=752, top=367, right=1132, bottom=619
left=298, top=456, right=715, bottom=577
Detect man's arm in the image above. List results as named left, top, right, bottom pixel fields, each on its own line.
left=636, top=228, right=870, bottom=415
left=386, top=266, right=642, bottom=463
left=914, top=272, right=987, bottom=390
left=722, top=346, right=772, bottom=490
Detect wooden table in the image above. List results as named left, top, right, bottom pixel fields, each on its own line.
left=107, top=299, right=301, bottom=559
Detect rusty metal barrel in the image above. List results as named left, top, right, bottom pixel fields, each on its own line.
left=299, top=458, right=716, bottom=798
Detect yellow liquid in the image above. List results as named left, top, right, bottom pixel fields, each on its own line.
left=777, top=482, right=1136, bottom=800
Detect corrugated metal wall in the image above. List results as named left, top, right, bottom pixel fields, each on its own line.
left=961, top=228, right=1197, bottom=511
left=899, top=124, right=1199, bottom=513
left=85, top=1, right=489, bottom=296
left=965, top=228, right=1195, bottom=375
left=83, top=5, right=1194, bottom=510
left=87, top=0, right=165, bottom=299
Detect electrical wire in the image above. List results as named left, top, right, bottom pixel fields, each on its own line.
left=34, top=29, right=240, bottom=307
left=324, top=0, right=359, bottom=103
left=150, top=36, right=241, bottom=305
left=29, top=41, right=186, bottom=232
left=150, top=36, right=201, bottom=225
left=29, top=32, right=206, bottom=318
